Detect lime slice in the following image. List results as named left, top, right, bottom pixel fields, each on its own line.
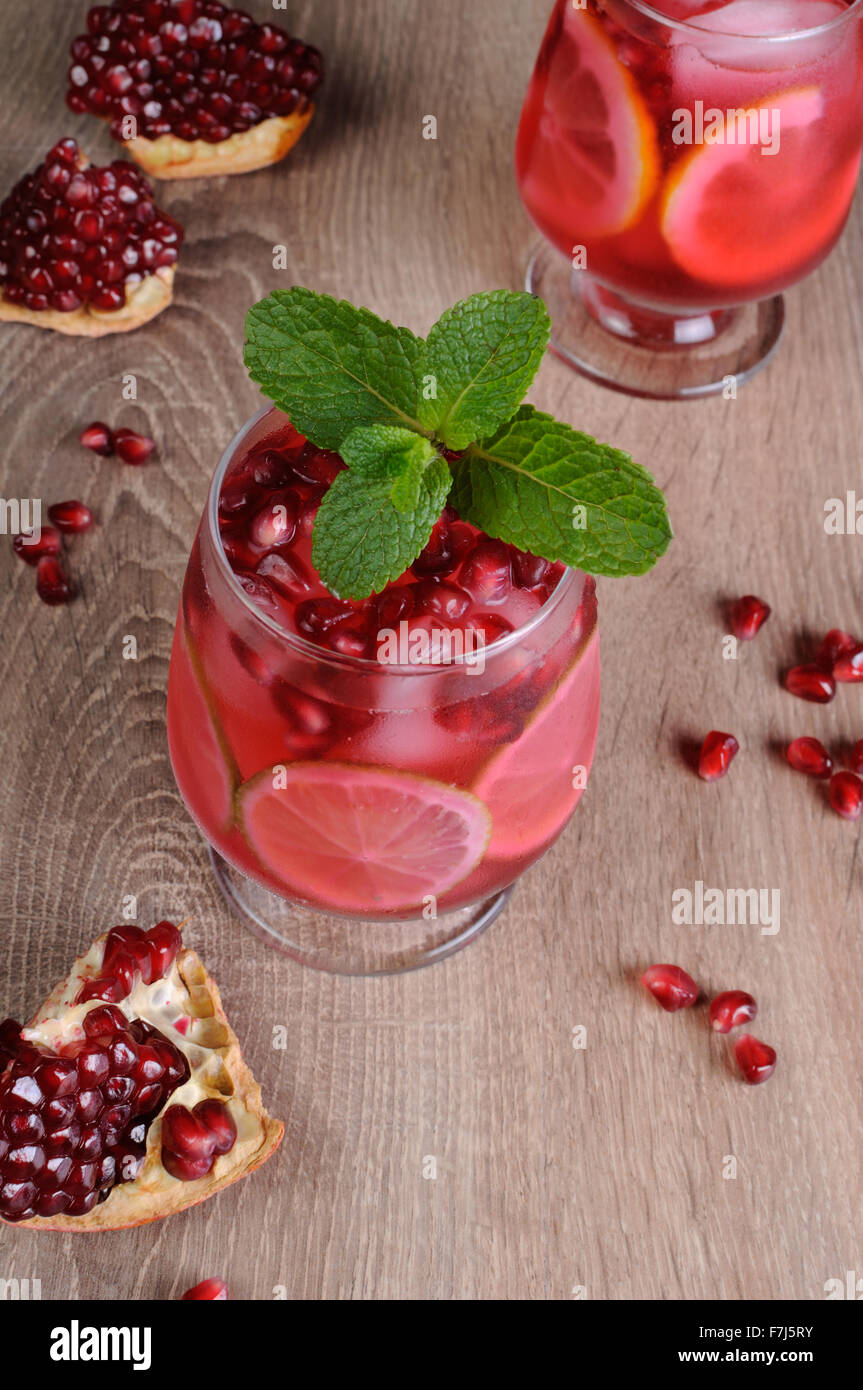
left=536, top=10, right=660, bottom=237
left=237, top=762, right=492, bottom=913
left=474, top=635, right=600, bottom=862
left=168, top=622, right=238, bottom=834
left=661, top=87, right=858, bottom=289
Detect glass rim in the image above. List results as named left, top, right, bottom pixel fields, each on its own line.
left=621, top=0, right=862, bottom=40
left=205, top=404, right=587, bottom=678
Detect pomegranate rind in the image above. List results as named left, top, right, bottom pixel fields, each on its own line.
left=0, top=266, right=175, bottom=338
left=123, top=109, right=314, bottom=181
left=8, top=934, right=283, bottom=1232
left=237, top=762, right=492, bottom=913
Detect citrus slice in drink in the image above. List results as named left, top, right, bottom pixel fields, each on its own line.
left=167, top=622, right=238, bottom=834
left=474, top=635, right=600, bottom=862
left=237, top=763, right=492, bottom=913
left=660, top=86, right=857, bottom=289
left=537, top=10, right=660, bottom=236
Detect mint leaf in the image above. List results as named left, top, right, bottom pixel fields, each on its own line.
left=417, top=290, right=550, bottom=449
left=449, top=406, right=672, bottom=578
left=244, top=288, right=426, bottom=451
left=339, top=425, right=440, bottom=514
left=312, top=452, right=452, bottom=599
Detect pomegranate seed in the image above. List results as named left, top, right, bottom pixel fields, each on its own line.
left=697, top=731, right=739, bottom=782
left=161, top=1104, right=216, bottom=1162
left=48, top=499, right=94, bottom=534
left=833, top=645, right=863, bottom=684
left=193, top=1099, right=238, bottom=1155
left=709, top=991, right=757, bottom=1034
left=13, top=526, right=62, bottom=565
left=815, top=628, right=857, bottom=672
left=785, top=664, right=836, bottom=703
left=162, top=1149, right=214, bottom=1182
left=0, top=145, right=182, bottom=316
left=786, top=737, right=833, bottom=779
left=36, top=557, right=77, bottom=606
left=79, top=421, right=114, bottom=456
left=734, top=1035, right=776, bottom=1086
left=460, top=540, right=513, bottom=603
left=847, top=740, right=863, bottom=776
left=511, top=548, right=551, bottom=590
left=411, top=516, right=452, bottom=577
left=113, top=428, right=155, bottom=465
left=729, top=594, right=770, bottom=641
left=641, top=964, right=699, bottom=1013
left=66, top=6, right=323, bottom=145
left=829, top=771, right=863, bottom=821
left=146, top=921, right=182, bottom=978
left=182, top=1278, right=229, bottom=1301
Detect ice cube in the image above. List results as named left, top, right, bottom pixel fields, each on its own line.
left=670, top=0, right=847, bottom=83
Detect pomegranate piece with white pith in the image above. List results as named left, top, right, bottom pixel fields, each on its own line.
left=67, top=1, right=324, bottom=181
left=641, top=964, right=698, bottom=1013
left=0, top=138, right=183, bottom=336
left=0, top=922, right=282, bottom=1229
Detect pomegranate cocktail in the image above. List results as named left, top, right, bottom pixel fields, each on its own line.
left=167, top=287, right=671, bottom=961
left=517, top=0, right=863, bottom=312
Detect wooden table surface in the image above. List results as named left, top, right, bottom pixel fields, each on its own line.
left=1, top=0, right=861, bottom=1302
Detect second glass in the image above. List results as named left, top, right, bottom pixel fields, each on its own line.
left=515, top=0, right=863, bottom=398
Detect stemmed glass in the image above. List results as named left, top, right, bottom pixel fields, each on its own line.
left=515, top=0, right=863, bottom=398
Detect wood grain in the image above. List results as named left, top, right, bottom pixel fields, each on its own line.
left=1, top=0, right=861, bottom=1300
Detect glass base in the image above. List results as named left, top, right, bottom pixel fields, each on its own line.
left=526, top=243, right=785, bottom=400
left=208, top=847, right=514, bottom=975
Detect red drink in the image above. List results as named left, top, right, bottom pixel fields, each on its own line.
left=516, top=0, right=863, bottom=390
left=167, top=407, right=600, bottom=936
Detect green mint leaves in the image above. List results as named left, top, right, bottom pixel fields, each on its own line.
left=450, top=407, right=671, bottom=579
left=244, top=288, right=672, bottom=598
left=416, top=291, right=550, bottom=449
left=244, top=289, right=425, bottom=451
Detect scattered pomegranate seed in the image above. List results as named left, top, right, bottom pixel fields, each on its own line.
left=730, top=594, right=770, bottom=641
left=641, top=964, right=699, bottom=1013
left=733, top=1035, right=776, bottom=1086
left=847, top=740, right=863, bottom=776
left=786, top=737, right=833, bottom=779
left=709, top=991, right=757, bottom=1034
left=784, top=664, right=836, bottom=703
left=114, top=428, right=155, bottom=465
left=697, top=730, right=739, bottom=782
left=80, top=422, right=114, bottom=456
left=815, top=628, right=857, bottom=672
left=36, top=557, right=77, bottom=606
left=829, top=771, right=863, bottom=821
left=161, top=1097, right=237, bottom=1182
left=182, top=1278, right=229, bottom=1301
left=12, top=526, right=62, bottom=565
left=48, top=500, right=94, bottom=534
left=833, top=645, right=863, bottom=684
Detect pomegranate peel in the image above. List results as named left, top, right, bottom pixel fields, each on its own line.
left=4, top=927, right=282, bottom=1231
left=124, top=108, right=314, bottom=181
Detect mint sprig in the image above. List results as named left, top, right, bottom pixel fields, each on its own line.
left=449, top=406, right=670, bottom=578
left=245, top=287, right=672, bottom=597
